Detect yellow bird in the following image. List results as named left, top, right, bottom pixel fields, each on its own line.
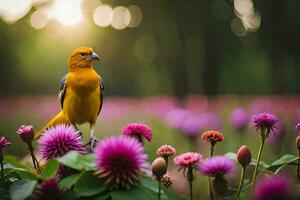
left=36, top=47, right=104, bottom=149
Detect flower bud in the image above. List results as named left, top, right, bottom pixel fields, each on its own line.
left=152, top=157, right=167, bottom=178
left=237, top=145, right=251, bottom=167
left=17, top=125, right=34, bottom=145
left=296, top=136, right=300, bottom=149
left=160, top=174, right=173, bottom=188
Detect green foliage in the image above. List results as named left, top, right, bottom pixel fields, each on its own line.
left=59, top=172, right=84, bottom=189
left=57, top=151, right=96, bottom=171
left=9, top=180, right=37, bottom=200
left=40, top=159, right=59, bottom=180
left=74, top=171, right=106, bottom=197
left=266, top=154, right=299, bottom=174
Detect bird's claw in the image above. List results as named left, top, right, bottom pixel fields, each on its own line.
left=84, top=136, right=98, bottom=153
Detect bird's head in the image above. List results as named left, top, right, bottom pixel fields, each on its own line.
left=68, top=47, right=100, bottom=69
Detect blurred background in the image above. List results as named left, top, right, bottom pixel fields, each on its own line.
left=1, top=0, right=300, bottom=199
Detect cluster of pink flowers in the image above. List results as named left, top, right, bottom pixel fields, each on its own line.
left=2, top=107, right=300, bottom=200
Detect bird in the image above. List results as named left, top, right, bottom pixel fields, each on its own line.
left=36, top=47, right=104, bottom=150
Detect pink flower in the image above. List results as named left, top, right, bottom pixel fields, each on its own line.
left=0, top=136, right=11, bottom=149
left=200, top=156, right=235, bottom=177
left=156, top=145, right=176, bottom=157
left=94, top=136, right=148, bottom=189
left=17, top=124, right=34, bottom=144
left=173, top=152, right=203, bottom=170
left=295, top=123, right=300, bottom=132
left=122, top=123, right=153, bottom=143
left=38, top=124, right=85, bottom=160
left=253, top=174, right=292, bottom=200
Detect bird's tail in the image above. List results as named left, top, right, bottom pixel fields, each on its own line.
left=35, top=111, right=69, bottom=139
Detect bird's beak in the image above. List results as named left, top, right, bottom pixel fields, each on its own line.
left=90, top=52, right=100, bottom=61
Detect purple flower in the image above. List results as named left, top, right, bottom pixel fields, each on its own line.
left=38, top=124, right=85, bottom=160
left=200, top=112, right=223, bottom=130
left=295, top=123, right=300, bottom=132
left=253, top=174, right=292, bottom=200
left=200, top=156, right=235, bottom=177
left=0, top=136, right=11, bottom=149
left=173, top=152, right=203, bottom=171
left=229, top=108, right=249, bottom=130
left=165, top=108, right=195, bottom=129
left=122, top=123, right=153, bottom=143
left=252, top=112, right=278, bottom=133
left=181, top=117, right=205, bottom=138
left=17, top=124, right=34, bottom=144
left=94, top=136, right=148, bottom=189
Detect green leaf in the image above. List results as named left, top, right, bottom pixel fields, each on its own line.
left=4, top=156, right=29, bottom=170
left=41, top=159, right=59, bottom=180
left=9, top=180, right=37, bottom=200
left=3, top=163, right=37, bottom=180
left=140, top=175, right=157, bottom=192
left=59, top=173, right=83, bottom=189
left=57, top=151, right=96, bottom=171
left=267, top=154, right=299, bottom=173
left=74, top=171, right=106, bottom=197
left=111, top=183, right=157, bottom=200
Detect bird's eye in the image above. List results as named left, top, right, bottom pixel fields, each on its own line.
left=80, top=53, right=85, bottom=56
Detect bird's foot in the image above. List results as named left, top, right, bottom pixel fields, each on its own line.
left=84, top=136, right=98, bottom=153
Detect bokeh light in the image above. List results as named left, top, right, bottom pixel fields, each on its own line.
left=231, top=18, right=247, bottom=37
left=111, top=6, right=130, bottom=30
left=0, top=0, right=32, bottom=24
left=30, top=10, right=48, bottom=29
left=234, top=0, right=253, bottom=17
left=134, top=36, right=158, bottom=63
left=50, top=0, right=83, bottom=26
left=81, top=0, right=101, bottom=13
left=232, top=0, right=261, bottom=35
left=93, top=4, right=113, bottom=27
left=241, top=9, right=261, bottom=32
left=127, top=5, right=142, bottom=28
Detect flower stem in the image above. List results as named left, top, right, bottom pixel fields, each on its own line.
left=164, top=155, right=169, bottom=168
left=28, top=144, right=40, bottom=173
left=187, top=166, right=193, bottom=200
left=251, top=129, right=266, bottom=190
left=209, top=144, right=214, bottom=200
left=236, top=167, right=246, bottom=197
left=158, top=180, right=161, bottom=200
left=297, top=149, right=300, bottom=182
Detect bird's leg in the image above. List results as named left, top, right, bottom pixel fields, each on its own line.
left=89, top=125, right=97, bottom=153
left=74, top=125, right=83, bottom=137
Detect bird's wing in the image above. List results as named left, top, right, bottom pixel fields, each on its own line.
left=97, top=78, right=104, bottom=116
left=59, top=74, right=67, bottom=109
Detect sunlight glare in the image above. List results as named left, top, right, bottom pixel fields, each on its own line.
left=30, top=10, right=48, bottom=29
left=93, top=4, right=113, bottom=27
left=127, top=5, right=142, bottom=28
left=50, top=0, right=83, bottom=26
left=0, top=0, right=32, bottom=24
left=111, top=6, right=131, bottom=30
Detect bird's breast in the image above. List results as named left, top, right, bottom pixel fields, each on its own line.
left=68, top=69, right=100, bottom=95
